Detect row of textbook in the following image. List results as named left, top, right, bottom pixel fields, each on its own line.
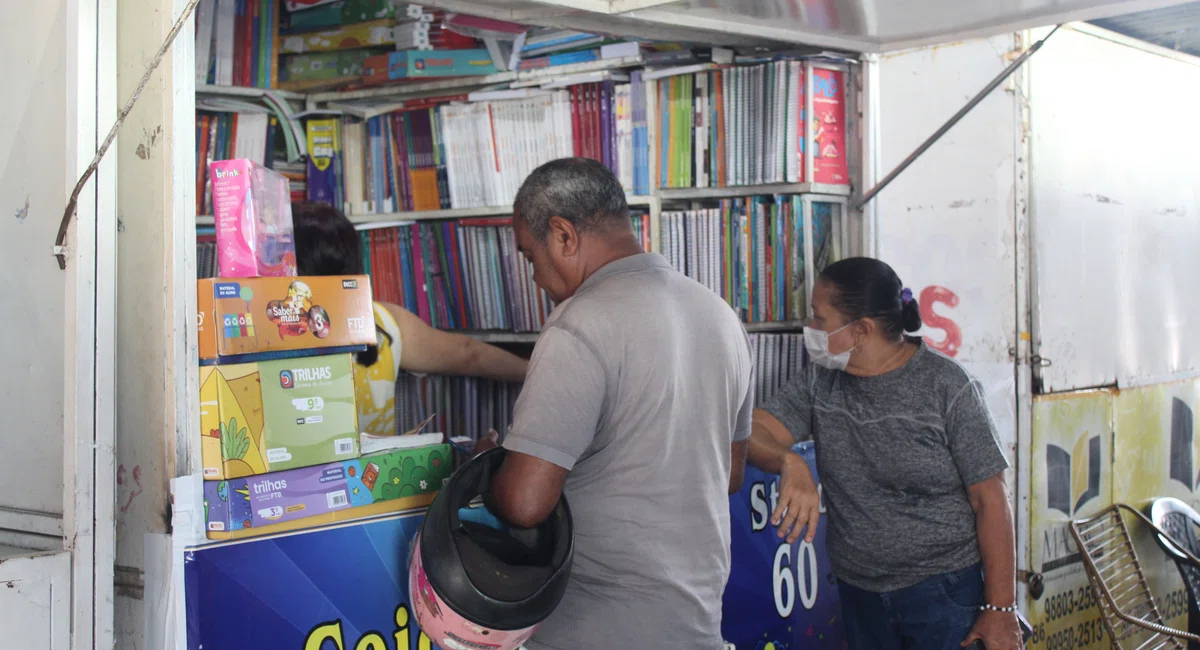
left=300, top=60, right=850, bottom=216
left=659, top=197, right=846, bottom=324
left=357, top=211, right=651, bottom=332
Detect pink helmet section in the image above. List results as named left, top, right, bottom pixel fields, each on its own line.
left=409, top=531, right=540, bottom=650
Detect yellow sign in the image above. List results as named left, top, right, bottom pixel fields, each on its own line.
left=1111, top=380, right=1200, bottom=632
left=1027, top=390, right=1113, bottom=650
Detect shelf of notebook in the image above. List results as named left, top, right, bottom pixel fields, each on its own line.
left=307, top=56, right=646, bottom=105
left=656, top=182, right=852, bottom=200
left=196, top=83, right=306, bottom=101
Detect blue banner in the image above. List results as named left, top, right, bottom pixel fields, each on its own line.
left=722, top=441, right=846, bottom=650
left=185, top=514, right=430, bottom=650
left=185, top=442, right=844, bottom=649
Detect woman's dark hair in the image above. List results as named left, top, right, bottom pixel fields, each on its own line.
left=290, top=200, right=381, bottom=366
left=818, top=257, right=922, bottom=339
left=291, top=200, right=363, bottom=276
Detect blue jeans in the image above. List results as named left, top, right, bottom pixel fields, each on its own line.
left=839, top=563, right=983, bottom=650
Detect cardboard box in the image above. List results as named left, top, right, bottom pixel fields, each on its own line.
left=280, top=18, right=396, bottom=55
left=197, top=276, right=374, bottom=364
left=282, top=49, right=382, bottom=84
left=363, top=49, right=497, bottom=84
left=200, top=354, right=360, bottom=480
left=203, top=444, right=452, bottom=539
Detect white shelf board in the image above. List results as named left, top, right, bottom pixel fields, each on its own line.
left=196, top=195, right=654, bottom=229
left=460, top=320, right=803, bottom=343
left=307, top=56, right=644, bottom=105
left=196, top=84, right=305, bottom=101
left=744, top=321, right=805, bottom=333
left=656, top=182, right=852, bottom=201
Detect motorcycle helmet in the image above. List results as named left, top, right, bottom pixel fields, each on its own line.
left=409, top=447, right=574, bottom=650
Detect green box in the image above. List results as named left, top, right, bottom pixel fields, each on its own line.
left=282, top=49, right=381, bottom=83
left=258, top=353, right=360, bottom=472
left=284, top=0, right=398, bottom=32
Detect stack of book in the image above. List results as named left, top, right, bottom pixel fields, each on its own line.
left=651, top=60, right=849, bottom=189
left=194, top=0, right=282, bottom=88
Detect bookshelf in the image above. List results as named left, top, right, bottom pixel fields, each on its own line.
left=193, top=7, right=864, bottom=446
left=195, top=194, right=659, bottom=229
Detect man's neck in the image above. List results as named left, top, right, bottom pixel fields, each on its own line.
left=580, top=233, right=645, bottom=280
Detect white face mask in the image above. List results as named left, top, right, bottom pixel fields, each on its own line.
left=804, top=323, right=855, bottom=371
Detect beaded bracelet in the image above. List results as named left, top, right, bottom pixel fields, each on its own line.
left=979, top=603, right=1019, bottom=613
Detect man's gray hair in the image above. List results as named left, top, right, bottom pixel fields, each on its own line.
left=513, top=157, right=629, bottom=240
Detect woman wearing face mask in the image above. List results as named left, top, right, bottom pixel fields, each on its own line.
left=746, top=257, right=1022, bottom=650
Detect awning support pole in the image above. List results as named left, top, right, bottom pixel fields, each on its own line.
left=855, top=24, right=1061, bottom=211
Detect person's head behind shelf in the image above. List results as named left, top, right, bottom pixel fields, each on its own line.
left=512, top=157, right=638, bottom=303
left=291, top=200, right=362, bottom=277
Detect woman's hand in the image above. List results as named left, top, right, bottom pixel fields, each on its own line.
left=772, top=452, right=821, bottom=544
left=961, top=610, right=1023, bottom=649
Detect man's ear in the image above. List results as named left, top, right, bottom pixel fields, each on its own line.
left=547, top=216, right=580, bottom=257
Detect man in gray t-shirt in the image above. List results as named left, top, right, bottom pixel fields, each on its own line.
left=478, top=158, right=753, bottom=650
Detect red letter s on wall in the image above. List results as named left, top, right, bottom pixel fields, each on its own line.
left=919, top=286, right=961, bottom=358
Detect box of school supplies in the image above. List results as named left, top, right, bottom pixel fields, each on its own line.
left=197, top=276, right=375, bottom=363
left=363, top=49, right=497, bottom=83
left=200, top=354, right=360, bottom=480
left=203, top=444, right=452, bottom=539
left=209, top=159, right=298, bottom=278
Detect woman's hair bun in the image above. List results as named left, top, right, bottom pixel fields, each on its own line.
left=901, top=298, right=922, bottom=333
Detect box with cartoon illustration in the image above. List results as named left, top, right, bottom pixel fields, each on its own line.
left=203, top=444, right=452, bottom=540
left=197, top=276, right=374, bottom=364
left=200, top=354, right=360, bottom=480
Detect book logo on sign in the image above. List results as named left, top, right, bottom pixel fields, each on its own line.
left=1045, top=434, right=1101, bottom=517
left=1040, top=432, right=1101, bottom=574
left=1168, top=398, right=1198, bottom=492
left=279, top=370, right=294, bottom=389
left=347, top=316, right=367, bottom=332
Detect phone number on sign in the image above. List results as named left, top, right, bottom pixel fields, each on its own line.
left=1041, top=587, right=1098, bottom=622
left=1027, top=617, right=1105, bottom=650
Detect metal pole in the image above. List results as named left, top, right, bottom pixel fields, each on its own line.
left=855, top=24, right=1061, bottom=211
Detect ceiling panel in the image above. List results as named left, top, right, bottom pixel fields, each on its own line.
left=1090, top=1, right=1200, bottom=55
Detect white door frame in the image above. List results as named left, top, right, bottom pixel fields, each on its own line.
left=64, top=0, right=118, bottom=648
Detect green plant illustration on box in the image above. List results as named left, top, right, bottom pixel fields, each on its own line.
left=220, top=418, right=250, bottom=460
left=371, top=447, right=449, bottom=501
left=219, top=417, right=256, bottom=478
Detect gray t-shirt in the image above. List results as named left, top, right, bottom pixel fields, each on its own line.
left=762, top=340, right=1007, bottom=592
left=504, top=252, right=753, bottom=650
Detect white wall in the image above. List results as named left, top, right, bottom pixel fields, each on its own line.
left=0, top=0, right=69, bottom=530
left=872, top=34, right=1022, bottom=457
left=114, top=0, right=195, bottom=646
left=1028, top=25, right=1200, bottom=392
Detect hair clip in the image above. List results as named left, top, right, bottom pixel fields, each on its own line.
left=900, top=288, right=914, bottom=305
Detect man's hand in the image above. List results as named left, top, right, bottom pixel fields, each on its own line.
left=961, top=610, right=1023, bottom=650
left=773, top=452, right=821, bottom=544
left=473, top=429, right=499, bottom=456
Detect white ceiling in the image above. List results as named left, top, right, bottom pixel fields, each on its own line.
left=423, top=0, right=1200, bottom=52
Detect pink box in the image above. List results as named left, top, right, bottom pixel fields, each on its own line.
left=210, top=159, right=298, bottom=278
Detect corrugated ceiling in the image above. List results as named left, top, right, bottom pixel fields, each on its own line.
left=1091, top=1, right=1200, bottom=55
